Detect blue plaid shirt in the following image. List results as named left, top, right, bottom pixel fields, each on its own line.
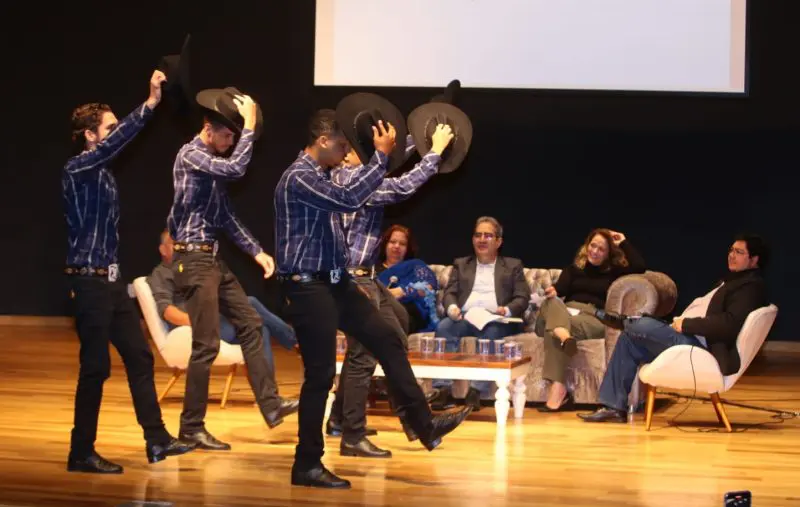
left=62, top=102, right=154, bottom=267
left=167, top=129, right=263, bottom=257
left=274, top=150, right=388, bottom=274
left=331, top=147, right=441, bottom=267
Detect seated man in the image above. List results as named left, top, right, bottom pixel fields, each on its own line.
left=432, top=216, right=531, bottom=411
left=147, top=230, right=297, bottom=371
left=579, top=233, right=769, bottom=422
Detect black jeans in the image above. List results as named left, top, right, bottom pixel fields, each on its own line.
left=172, top=251, right=281, bottom=433
left=68, top=276, right=169, bottom=458
left=329, top=277, right=409, bottom=443
left=283, top=275, right=432, bottom=471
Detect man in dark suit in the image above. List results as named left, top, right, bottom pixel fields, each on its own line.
left=579, top=233, right=770, bottom=423
left=431, top=216, right=531, bottom=410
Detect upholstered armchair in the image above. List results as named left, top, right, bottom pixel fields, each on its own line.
left=407, top=265, right=678, bottom=404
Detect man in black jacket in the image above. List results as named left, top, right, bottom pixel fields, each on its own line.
left=579, top=233, right=770, bottom=423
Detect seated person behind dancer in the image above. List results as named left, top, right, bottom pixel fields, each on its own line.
left=579, top=233, right=769, bottom=423
left=325, top=126, right=452, bottom=459
left=147, top=230, right=298, bottom=371
left=535, top=228, right=645, bottom=412
left=376, top=224, right=440, bottom=334
left=431, top=216, right=531, bottom=411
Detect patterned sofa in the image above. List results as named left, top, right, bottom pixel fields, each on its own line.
left=407, top=264, right=678, bottom=404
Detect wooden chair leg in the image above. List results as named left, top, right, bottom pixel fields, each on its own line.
left=644, top=384, right=656, bottom=431
left=158, top=368, right=182, bottom=402
left=710, top=392, right=732, bottom=432
left=221, top=364, right=237, bottom=409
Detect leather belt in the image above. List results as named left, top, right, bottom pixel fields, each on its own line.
left=173, top=241, right=219, bottom=255
left=278, top=268, right=344, bottom=284
left=65, top=264, right=120, bottom=282
left=347, top=265, right=376, bottom=279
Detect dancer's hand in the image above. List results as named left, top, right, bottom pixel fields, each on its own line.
left=609, top=230, right=626, bottom=246
left=255, top=251, right=275, bottom=278
left=146, top=70, right=167, bottom=108
left=671, top=317, right=684, bottom=333
left=545, top=286, right=558, bottom=298
left=372, top=120, right=397, bottom=156
left=495, top=306, right=508, bottom=316
left=447, top=304, right=462, bottom=321
left=430, top=124, right=454, bottom=156
left=233, top=94, right=258, bottom=131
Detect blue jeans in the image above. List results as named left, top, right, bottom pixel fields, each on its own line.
left=598, top=316, right=704, bottom=411
left=432, top=317, right=522, bottom=395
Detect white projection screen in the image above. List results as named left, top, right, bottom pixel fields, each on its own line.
left=314, top=0, right=748, bottom=94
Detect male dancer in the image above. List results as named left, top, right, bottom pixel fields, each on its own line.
left=168, top=89, right=298, bottom=451
left=63, top=69, right=194, bottom=473
left=275, top=109, right=470, bottom=489
left=326, top=124, right=453, bottom=458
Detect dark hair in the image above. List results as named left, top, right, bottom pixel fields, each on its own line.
left=734, top=233, right=770, bottom=270
left=378, top=224, right=418, bottom=264
left=307, top=108, right=343, bottom=145
left=71, top=102, right=111, bottom=149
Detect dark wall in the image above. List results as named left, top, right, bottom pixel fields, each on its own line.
left=1, top=1, right=798, bottom=340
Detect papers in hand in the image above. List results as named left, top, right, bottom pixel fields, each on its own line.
left=464, top=307, right=523, bottom=331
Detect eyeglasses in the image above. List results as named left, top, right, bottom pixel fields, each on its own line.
left=729, top=247, right=748, bottom=256
left=473, top=232, right=497, bottom=240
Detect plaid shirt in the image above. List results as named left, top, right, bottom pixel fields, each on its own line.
left=331, top=146, right=441, bottom=267
left=274, top=150, right=388, bottom=274
left=62, top=102, right=154, bottom=267
left=167, top=130, right=263, bottom=257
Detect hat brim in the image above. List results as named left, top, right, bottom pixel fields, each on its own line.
left=335, top=92, right=408, bottom=174
left=196, top=87, right=264, bottom=140
left=408, top=102, right=472, bottom=174
left=158, top=34, right=193, bottom=109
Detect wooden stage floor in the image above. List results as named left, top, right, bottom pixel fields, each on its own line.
left=0, top=324, right=799, bottom=507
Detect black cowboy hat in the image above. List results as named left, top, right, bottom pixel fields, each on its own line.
left=157, top=34, right=193, bottom=110
left=430, top=79, right=461, bottom=106
left=195, top=86, right=264, bottom=140
left=335, top=92, right=408, bottom=173
left=407, top=102, right=472, bottom=174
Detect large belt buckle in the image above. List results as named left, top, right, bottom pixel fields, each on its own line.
left=330, top=269, right=341, bottom=284
left=108, top=264, right=119, bottom=282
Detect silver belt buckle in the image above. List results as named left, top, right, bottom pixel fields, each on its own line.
left=108, top=263, right=119, bottom=282
left=330, top=269, right=341, bottom=284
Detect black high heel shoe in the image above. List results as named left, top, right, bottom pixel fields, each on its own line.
left=536, top=391, right=575, bottom=413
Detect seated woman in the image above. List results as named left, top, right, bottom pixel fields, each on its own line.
left=536, top=228, right=645, bottom=412
left=376, top=224, right=439, bottom=334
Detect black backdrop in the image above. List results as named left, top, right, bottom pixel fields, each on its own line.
left=1, top=1, right=797, bottom=340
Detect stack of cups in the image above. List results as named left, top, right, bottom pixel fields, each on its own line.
left=434, top=337, right=447, bottom=354
left=421, top=336, right=434, bottom=355
left=494, top=339, right=505, bottom=357
left=478, top=339, right=490, bottom=356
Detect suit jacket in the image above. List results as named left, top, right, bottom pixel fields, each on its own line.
left=442, top=256, right=531, bottom=318
left=682, top=268, right=768, bottom=376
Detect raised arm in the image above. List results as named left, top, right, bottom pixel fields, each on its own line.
left=295, top=150, right=388, bottom=212
left=182, top=130, right=254, bottom=178
left=365, top=152, right=441, bottom=207
left=66, top=71, right=164, bottom=174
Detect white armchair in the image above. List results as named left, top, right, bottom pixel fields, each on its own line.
left=132, top=276, right=246, bottom=408
left=637, top=304, right=778, bottom=432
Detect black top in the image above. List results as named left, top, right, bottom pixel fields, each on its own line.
left=552, top=240, right=646, bottom=309
left=682, top=268, right=768, bottom=376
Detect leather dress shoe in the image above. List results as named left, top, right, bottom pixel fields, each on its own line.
left=326, top=419, right=377, bottom=437
left=430, top=386, right=457, bottom=411
left=340, top=437, right=392, bottom=458
left=291, top=465, right=351, bottom=489
left=400, top=418, right=418, bottom=442
left=264, top=398, right=300, bottom=429
left=594, top=309, right=628, bottom=330
left=419, top=406, right=472, bottom=451
left=67, top=452, right=123, bottom=474
left=577, top=407, right=627, bottom=423
left=178, top=430, right=231, bottom=450
left=146, top=437, right=197, bottom=464
left=465, top=387, right=482, bottom=412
